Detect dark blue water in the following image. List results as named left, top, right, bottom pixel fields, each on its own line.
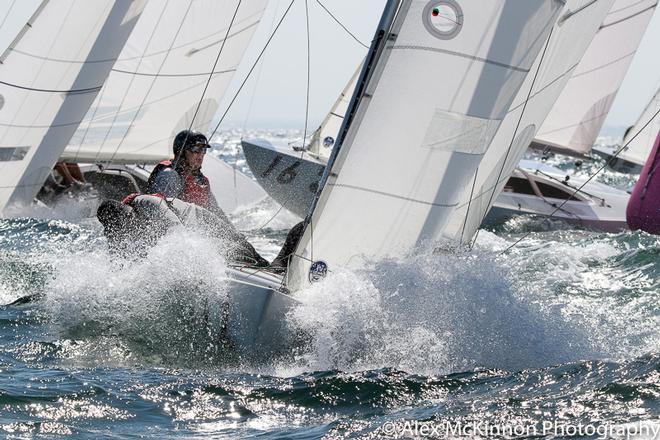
left=1, top=154, right=659, bottom=438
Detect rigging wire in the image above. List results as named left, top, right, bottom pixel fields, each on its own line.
left=0, top=0, right=17, bottom=31
left=470, top=27, right=556, bottom=249
left=188, top=1, right=243, bottom=132
left=173, top=0, right=244, bottom=169
left=500, top=105, right=660, bottom=255
left=314, top=0, right=369, bottom=49
left=249, top=0, right=313, bottom=233
left=208, top=0, right=297, bottom=140
left=234, top=0, right=283, bottom=207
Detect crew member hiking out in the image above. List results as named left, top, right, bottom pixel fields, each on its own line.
left=103, top=130, right=304, bottom=270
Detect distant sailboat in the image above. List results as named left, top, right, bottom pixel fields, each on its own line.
left=594, top=85, right=660, bottom=173
left=533, top=0, right=658, bottom=157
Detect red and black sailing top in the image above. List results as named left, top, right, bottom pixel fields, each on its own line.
left=146, top=160, right=215, bottom=209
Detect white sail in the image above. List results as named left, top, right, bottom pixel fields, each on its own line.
left=0, top=0, right=146, bottom=215
left=288, top=0, right=566, bottom=289
left=0, top=1, right=41, bottom=54
left=442, top=0, right=618, bottom=243
left=618, top=84, right=660, bottom=166
left=534, top=0, right=657, bottom=155
left=306, top=62, right=363, bottom=159
left=61, top=0, right=268, bottom=165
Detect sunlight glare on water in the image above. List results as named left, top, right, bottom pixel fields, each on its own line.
left=0, top=131, right=657, bottom=438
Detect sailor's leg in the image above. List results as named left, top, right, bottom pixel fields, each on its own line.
left=270, top=221, right=305, bottom=269
left=191, top=204, right=270, bottom=267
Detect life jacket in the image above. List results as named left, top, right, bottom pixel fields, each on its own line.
left=121, top=192, right=165, bottom=206
left=146, top=160, right=211, bottom=208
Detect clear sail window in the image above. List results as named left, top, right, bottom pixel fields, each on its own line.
left=0, top=147, right=30, bottom=162
left=423, top=0, right=463, bottom=39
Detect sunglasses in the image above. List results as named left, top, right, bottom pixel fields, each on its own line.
left=188, top=144, right=209, bottom=154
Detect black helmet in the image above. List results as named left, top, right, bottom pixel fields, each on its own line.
left=173, top=129, right=209, bottom=157
left=97, top=200, right=134, bottom=235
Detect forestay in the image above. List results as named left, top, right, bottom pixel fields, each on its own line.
left=534, top=0, right=657, bottom=155
left=0, top=0, right=146, bottom=216
left=288, top=0, right=566, bottom=289
left=442, top=0, right=618, bottom=243
left=61, top=0, right=268, bottom=165
left=618, top=85, right=660, bottom=166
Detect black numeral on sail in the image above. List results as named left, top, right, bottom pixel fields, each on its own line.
left=277, top=162, right=300, bottom=184
left=261, top=155, right=283, bottom=178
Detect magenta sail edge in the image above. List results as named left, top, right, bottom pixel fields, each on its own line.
left=626, top=130, right=660, bottom=234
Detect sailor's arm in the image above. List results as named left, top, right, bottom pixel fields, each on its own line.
left=150, top=167, right=183, bottom=198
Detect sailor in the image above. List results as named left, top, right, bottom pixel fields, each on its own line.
left=106, top=132, right=304, bottom=268
left=98, top=193, right=304, bottom=271
left=97, top=194, right=271, bottom=266
left=147, top=129, right=218, bottom=212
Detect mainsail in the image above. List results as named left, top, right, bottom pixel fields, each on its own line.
left=0, top=0, right=147, bottom=215
left=61, top=0, right=268, bottom=165
left=618, top=84, right=660, bottom=166
left=534, top=0, right=657, bottom=155
left=287, top=0, right=567, bottom=289
left=442, top=0, right=618, bottom=243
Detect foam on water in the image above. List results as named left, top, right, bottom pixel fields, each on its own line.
left=2, top=211, right=656, bottom=376
left=40, top=228, right=235, bottom=367
left=282, top=239, right=603, bottom=376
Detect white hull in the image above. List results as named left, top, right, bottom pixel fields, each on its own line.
left=222, top=267, right=297, bottom=357
left=243, top=139, right=629, bottom=232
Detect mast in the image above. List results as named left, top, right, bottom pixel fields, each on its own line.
left=302, top=0, right=402, bottom=223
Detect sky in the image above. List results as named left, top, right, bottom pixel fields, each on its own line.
left=1, top=0, right=659, bottom=135
left=220, top=0, right=660, bottom=134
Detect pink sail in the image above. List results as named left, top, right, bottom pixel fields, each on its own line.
left=626, top=130, right=660, bottom=233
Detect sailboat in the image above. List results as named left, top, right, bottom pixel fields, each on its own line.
left=627, top=130, right=660, bottom=232
left=284, top=0, right=617, bottom=290
left=0, top=0, right=148, bottom=216
left=246, top=0, right=652, bottom=232
left=593, top=85, right=660, bottom=173
left=0, top=0, right=293, bottom=354
left=0, top=0, right=620, bottom=347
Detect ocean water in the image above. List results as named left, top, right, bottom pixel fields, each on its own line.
left=0, top=132, right=658, bottom=439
